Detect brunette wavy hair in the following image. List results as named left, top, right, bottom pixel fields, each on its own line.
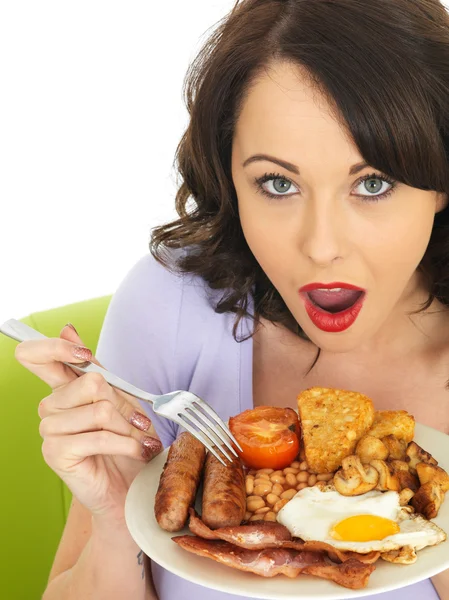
left=150, top=0, right=449, bottom=345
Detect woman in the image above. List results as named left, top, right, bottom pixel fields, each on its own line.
left=15, top=0, right=449, bottom=598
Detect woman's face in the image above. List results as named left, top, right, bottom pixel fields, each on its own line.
left=231, top=61, right=446, bottom=352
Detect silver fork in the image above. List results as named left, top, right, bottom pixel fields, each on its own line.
left=0, top=318, right=242, bottom=466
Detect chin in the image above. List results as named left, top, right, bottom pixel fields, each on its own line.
left=290, top=306, right=371, bottom=354
left=302, top=328, right=364, bottom=354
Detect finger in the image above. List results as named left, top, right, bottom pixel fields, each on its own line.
left=42, top=430, right=160, bottom=467
left=39, top=401, right=162, bottom=457
left=58, top=326, right=143, bottom=411
left=38, top=371, right=152, bottom=434
left=15, top=336, right=95, bottom=389
left=59, top=323, right=104, bottom=369
left=39, top=399, right=149, bottom=439
left=59, top=322, right=81, bottom=344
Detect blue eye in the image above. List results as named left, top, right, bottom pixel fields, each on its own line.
left=254, top=171, right=398, bottom=202
left=354, top=173, right=397, bottom=202
left=254, top=172, right=299, bottom=200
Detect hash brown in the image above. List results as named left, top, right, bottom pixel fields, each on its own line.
left=367, top=410, right=415, bottom=443
left=297, top=387, right=375, bottom=474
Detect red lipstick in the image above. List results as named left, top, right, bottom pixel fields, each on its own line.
left=298, top=282, right=366, bottom=333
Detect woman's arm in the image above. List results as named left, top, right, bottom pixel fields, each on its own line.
left=42, top=254, right=183, bottom=600
left=43, top=497, right=158, bottom=600
left=432, top=569, right=449, bottom=600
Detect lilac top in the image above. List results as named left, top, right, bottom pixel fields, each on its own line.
left=96, top=251, right=439, bottom=600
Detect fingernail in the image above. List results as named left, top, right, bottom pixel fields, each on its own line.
left=130, top=411, right=151, bottom=432
left=65, top=322, right=79, bottom=335
left=141, top=436, right=162, bottom=459
left=72, top=345, right=92, bottom=361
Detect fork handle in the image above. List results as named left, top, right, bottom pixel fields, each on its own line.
left=0, top=319, right=47, bottom=342
left=0, top=319, right=157, bottom=405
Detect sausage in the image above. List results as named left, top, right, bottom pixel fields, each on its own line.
left=201, top=450, right=246, bottom=529
left=154, top=432, right=206, bottom=532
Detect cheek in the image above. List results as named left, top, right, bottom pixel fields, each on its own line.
left=239, top=204, right=294, bottom=277
left=360, top=206, right=434, bottom=282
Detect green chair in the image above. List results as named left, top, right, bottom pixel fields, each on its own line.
left=0, top=296, right=111, bottom=600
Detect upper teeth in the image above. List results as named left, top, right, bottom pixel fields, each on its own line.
left=317, top=288, right=342, bottom=292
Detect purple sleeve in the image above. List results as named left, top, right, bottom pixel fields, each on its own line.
left=94, top=252, right=184, bottom=448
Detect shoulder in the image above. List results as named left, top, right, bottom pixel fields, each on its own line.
left=95, top=248, right=242, bottom=447
left=96, top=247, right=229, bottom=385
left=103, top=247, right=220, bottom=330
left=113, top=247, right=218, bottom=309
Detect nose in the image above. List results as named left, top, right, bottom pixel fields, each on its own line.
left=299, top=197, right=346, bottom=267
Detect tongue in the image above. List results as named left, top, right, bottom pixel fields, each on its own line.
left=307, top=289, right=362, bottom=313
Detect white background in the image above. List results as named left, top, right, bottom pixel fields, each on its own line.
left=0, top=0, right=234, bottom=323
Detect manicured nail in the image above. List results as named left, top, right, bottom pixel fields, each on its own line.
left=65, top=322, right=78, bottom=335
left=72, top=345, right=92, bottom=361
left=130, top=411, right=151, bottom=432
left=141, top=436, right=162, bottom=459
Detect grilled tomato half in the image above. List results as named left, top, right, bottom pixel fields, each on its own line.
left=229, top=406, right=300, bottom=469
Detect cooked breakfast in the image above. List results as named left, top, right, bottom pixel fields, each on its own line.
left=153, top=386, right=448, bottom=589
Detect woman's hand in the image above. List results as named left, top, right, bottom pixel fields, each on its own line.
left=15, top=323, right=162, bottom=523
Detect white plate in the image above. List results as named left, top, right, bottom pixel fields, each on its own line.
left=125, top=422, right=449, bottom=599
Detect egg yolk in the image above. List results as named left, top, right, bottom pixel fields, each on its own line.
left=330, top=515, right=400, bottom=542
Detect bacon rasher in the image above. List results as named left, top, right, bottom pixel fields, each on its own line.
left=188, top=509, right=380, bottom=565
left=173, top=536, right=325, bottom=577
left=172, top=536, right=375, bottom=589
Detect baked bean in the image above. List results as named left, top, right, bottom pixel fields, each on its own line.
left=297, top=471, right=309, bottom=483
left=285, top=473, right=297, bottom=487
left=272, top=483, right=284, bottom=497
left=244, top=511, right=252, bottom=521
left=283, top=467, right=299, bottom=475
left=270, top=474, right=286, bottom=484
left=247, top=497, right=266, bottom=512
left=254, top=477, right=272, bottom=487
left=255, top=506, right=271, bottom=515
left=264, top=511, right=277, bottom=522
left=296, top=482, right=308, bottom=491
left=299, top=461, right=309, bottom=471
left=254, top=483, right=272, bottom=496
left=249, top=514, right=264, bottom=521
left=255, top=472, right=271, bottom=481
left=317, top=473, right=334, bottom=481
left=245, top=477, right=254, bottom=495
left=257, top=468, right=274, bottom=474
left=308, top=474, right=317, bottom=486
left=273, top=498, right=289, bottom=513
left=291, top=461, right=301, bottom=469
left=266, top=493, right=281, bottom=506
left=280, top=488, right=297, bottom=500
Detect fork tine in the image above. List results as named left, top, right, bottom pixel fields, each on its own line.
left=178, top=415, right=228, bottom=466
left=193, top=398, right=243, bottom=452
left=187, top=405, right=238, bottom=459
left=184, top=407, right=235, bottom=462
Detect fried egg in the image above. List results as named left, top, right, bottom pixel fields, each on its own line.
left=276, top=486, right=446, bottom=553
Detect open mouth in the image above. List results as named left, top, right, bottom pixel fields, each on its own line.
left=306, top=289, right=364, bottom=314
left=298, top=283, right=366, bottom=333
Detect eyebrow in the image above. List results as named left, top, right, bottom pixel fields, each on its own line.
left=242, top=154, right=369, bottom=176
